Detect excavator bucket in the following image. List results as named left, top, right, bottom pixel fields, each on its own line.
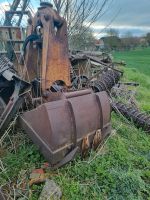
left=20, top=90, right=111, bottom=167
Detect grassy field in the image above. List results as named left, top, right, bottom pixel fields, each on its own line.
left=0, top=48, right=150, bottom=200
left=113, top=48, right=150, bottom=76
left=114, top=48, right=150, bottom=111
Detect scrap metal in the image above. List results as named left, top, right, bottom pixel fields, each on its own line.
left=1, top=0, right=31, bottom=60
left=20, top=90, right=111, bottom=167
left=24, top=1, right=71, bottom=92
left=0, top=26, right=25, bottom=61
left=4, top=0, right=31, bottom=26
left=0, top=55, right=30, bottom=135
left=113, top=102, right=150, bottom=133
left=90, top=69, right=122, bottom=93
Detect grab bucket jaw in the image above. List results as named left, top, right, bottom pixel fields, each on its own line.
left=20, top=91, right=111, bottom=167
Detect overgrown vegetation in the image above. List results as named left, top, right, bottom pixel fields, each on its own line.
left=0, top=48, right=150, bottom=199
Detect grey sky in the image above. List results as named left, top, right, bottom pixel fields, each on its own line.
left=92, top=0, right=150, bottom=38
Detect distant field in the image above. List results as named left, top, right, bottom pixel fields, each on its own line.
left=113, top=47, right=150, bottom=76
left=113, top=48, right=150, bottom=111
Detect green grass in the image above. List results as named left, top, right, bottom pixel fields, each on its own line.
left=113, top=47, right=150, bottom=76
left=114, top=48, right=150, bottom=111
left=0, top=48, right=150, bottom=199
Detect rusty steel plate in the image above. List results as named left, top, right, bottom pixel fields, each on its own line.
left=20, top=91, right=111, bottom=167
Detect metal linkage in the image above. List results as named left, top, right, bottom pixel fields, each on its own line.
left=90, top=70, right=122, bottom=93
left=113, top=102, right=150, bottom=133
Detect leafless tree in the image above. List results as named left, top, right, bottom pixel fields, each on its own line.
left=52, top=0, right=112, bottom=36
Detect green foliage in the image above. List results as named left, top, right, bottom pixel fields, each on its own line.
left=109, top=169, right=148, bottom=200
left=0, top=138, right=45, bottom=185
left=102, top=36, right=122, bottom=50
left=29, top=184, right=43, bottom=200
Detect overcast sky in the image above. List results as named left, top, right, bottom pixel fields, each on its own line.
left=91, top=0, right=150, bottom=38
left=0, top=0, right=150, bottom=38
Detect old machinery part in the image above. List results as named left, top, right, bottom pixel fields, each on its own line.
left=113, top=102, right=150, bottom=133
left=90, top=70, right=122, bottom=93
left=0, top=26, right=25, bottom=61
left=71, top=75, right=89, bottom=89
left=20, top=91, right=111, bottom=168
left=4, top=0, right=31, bottom=26
left=0, top=55, right=30, bottom=135
left=1, top=0, right=31, bottom=60
left=42, top=89, right=93, bottom=103
left=24, top=3, right=71, bottom=93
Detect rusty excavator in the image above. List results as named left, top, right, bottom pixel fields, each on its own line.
left=0, top=1, right=111, bottom=168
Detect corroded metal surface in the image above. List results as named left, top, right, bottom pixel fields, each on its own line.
left=113, top=102, right=150, bottom=133
left=90, top=70, right=122, bottom=92
left=0, top=26, right=25, bottom=61
left=20, top=91, right=111, bottom=167
left=25, top=3, right=71, bottom=92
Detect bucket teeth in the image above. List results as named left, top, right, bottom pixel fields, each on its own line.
left=92, top=129, right=102, bottom=150
left=81, top=136, right=90, bottom=158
